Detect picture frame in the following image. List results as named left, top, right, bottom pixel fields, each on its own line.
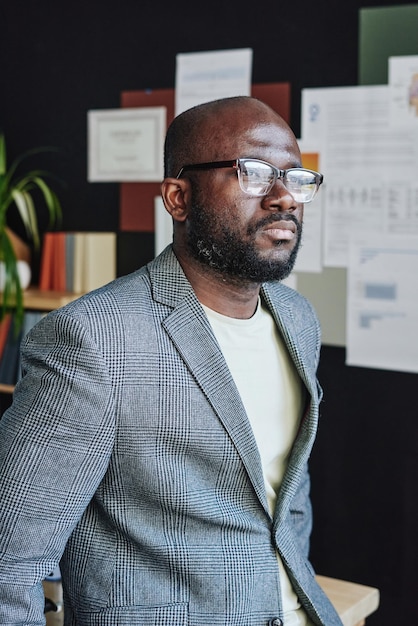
left=88, top=107, right=166, bottom=182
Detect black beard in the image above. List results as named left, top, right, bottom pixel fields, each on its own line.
left=185, top=197, right=302, bottom=283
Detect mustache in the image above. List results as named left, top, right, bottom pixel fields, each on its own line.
left=248, top=213, right=301, bottom=235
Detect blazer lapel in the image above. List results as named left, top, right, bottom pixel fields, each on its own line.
left=162, top=296, right=269, bottom=513
left=149, top=248, right=269, bottom=513
left=261, top=283, right=318, bottom=398
left=261, top=283, right=321, bottom=519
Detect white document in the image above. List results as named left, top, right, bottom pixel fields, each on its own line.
left=292, top=192, right=323, bottom=273
left=154, top=196, right=173, bottom=255
left=389, top=55, right=418, bottom=125
left=301, top=85, right=418, bottom=267
left=346, top=234, right=418, bottom=373
left=88, top=108, right=166, bottom=182
left=175, top=48, right=252, bottom=115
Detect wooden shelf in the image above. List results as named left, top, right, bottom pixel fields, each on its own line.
left=21, top=288, right=82, bottom=311
left=1, top=287, right=82, bottom=312
left=317, top=575, right=380, bottom=626
left=0, top=383, right=15, bottom=394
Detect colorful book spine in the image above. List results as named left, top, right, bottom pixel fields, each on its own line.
left=39, top=232, right=116, bottom=293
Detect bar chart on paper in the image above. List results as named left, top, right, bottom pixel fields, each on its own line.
left=346, top=235, right=418, bottom=373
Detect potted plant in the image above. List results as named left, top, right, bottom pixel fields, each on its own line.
left=0, top=133, right=62, bottom=328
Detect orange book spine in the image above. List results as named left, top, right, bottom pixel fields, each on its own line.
left=39, top=232, right=55, bottom=291
left=52, top=232, right=66, bottom=291
left=0, top=314, right=12, bottom=361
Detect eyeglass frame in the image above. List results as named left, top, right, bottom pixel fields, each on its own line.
left=175, top=157, right=324, bottom=203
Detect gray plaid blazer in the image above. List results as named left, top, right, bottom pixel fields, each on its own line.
left=0, top=246, right=342, bottom=625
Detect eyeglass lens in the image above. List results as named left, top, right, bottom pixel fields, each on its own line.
left=239, top=160, right=319, bottom=202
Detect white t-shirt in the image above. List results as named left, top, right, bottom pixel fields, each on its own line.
left=203, top=299, right=313, bottom=626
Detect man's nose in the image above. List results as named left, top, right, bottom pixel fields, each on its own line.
left=261, top=180, right=299, bottom=212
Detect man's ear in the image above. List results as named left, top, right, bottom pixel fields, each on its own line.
left=161, top=178, right=190, bottom=223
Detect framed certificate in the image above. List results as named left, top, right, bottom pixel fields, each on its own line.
left=88, top=107, right=166, bottom=182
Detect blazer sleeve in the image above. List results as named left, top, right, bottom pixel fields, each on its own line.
left=0, top=308, right=116, bottom=624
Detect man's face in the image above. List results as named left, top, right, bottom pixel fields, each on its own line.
left=184, top=120, right=304, bottom=283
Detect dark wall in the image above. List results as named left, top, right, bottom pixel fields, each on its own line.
left=1, top=2, right=417, bottom=624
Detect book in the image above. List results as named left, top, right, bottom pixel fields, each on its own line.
left=0, top=314, right=12, bottom=361
left=65, top=232, right=75, bottom=292
left=52, top=231, right=67, bottom=291
left=39, top=232, right=55, bottom=291
left=72, top=232, right=86, bottom=293
left=82, top=232, right=116, bottom=291
left=39, top=231, right=117, bottom=294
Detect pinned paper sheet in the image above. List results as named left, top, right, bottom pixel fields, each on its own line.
left=346, top=234, right=418, bottom=373
left=175, top=48, right=253, bottom=115
left=301, top=85, right=418, bottom=268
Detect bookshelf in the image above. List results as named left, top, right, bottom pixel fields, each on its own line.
left=21, top=287, right=81, bottom=311
left=0, top=288, right=82, bottom=395
left=0, top=382, right=15, bottom=394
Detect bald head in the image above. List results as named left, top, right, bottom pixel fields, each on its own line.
left=163, top=96, right=295, bottom=178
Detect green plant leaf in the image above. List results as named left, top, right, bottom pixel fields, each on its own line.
left=11, top=189, right=40, bottom=248
left=32, top=175, right=63, bottom=227
left=0, top=133, right=63, bottom=330
left=0, top=230, right=23, bottom=329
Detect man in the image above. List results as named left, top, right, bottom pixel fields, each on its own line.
left=0, top=96, right=342, bottom=625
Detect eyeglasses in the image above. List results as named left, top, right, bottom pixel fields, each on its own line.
left=176, top=158, right=324, bottom=203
